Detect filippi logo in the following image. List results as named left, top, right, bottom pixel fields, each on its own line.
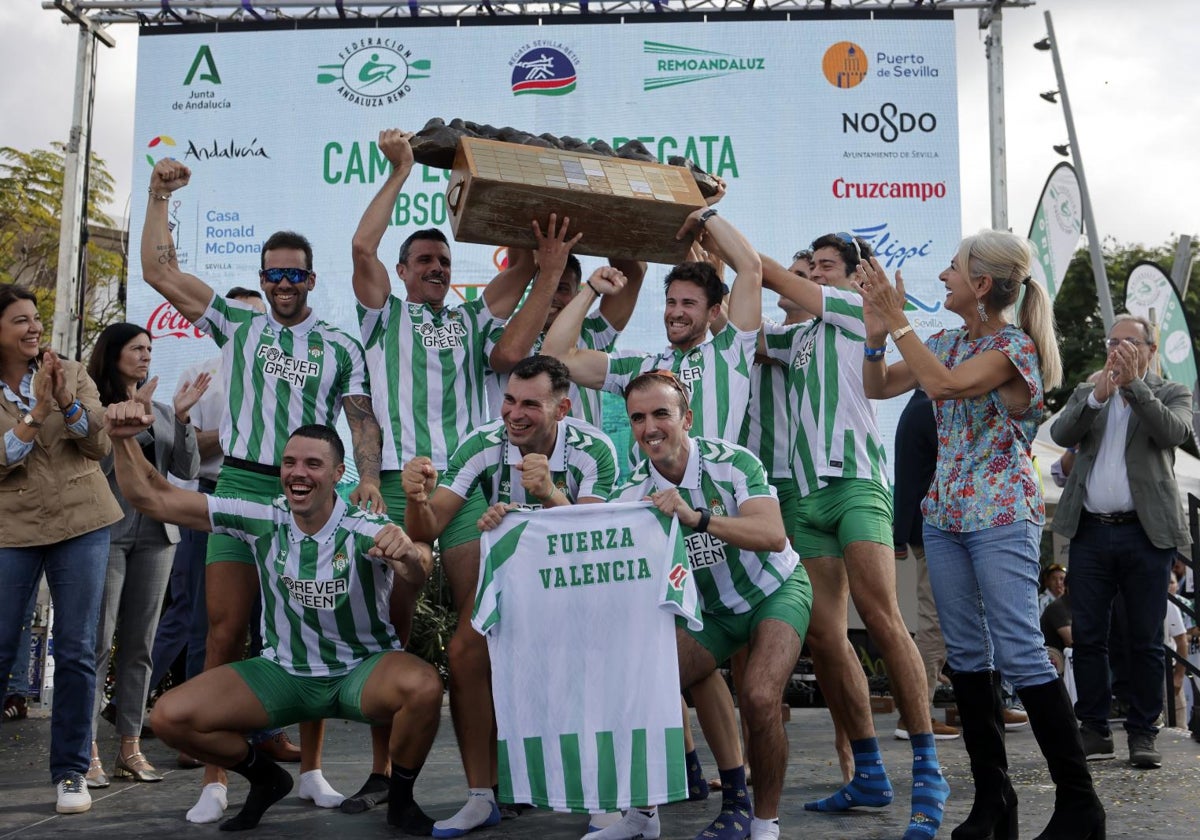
left=643, top=41, right=765, bottom=91
left=509, top=42, right=578, bottom=96
left=852, top=222, right=932, bottom=270
left=823, top=42, right=868, bottom=89
left=317, top=38, right=431, bottom=106
left=843, top=104, right=937, bottom=143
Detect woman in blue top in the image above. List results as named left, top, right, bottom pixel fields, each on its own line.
left=857, top=231, right=1103, bottom=840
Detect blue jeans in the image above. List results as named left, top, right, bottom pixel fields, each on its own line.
left=0, top=528, right=110, bottom=782
left=1067, top=515, right=1174, bottom=735
left=7, top=586, right=39, bottom=697
left=149, top=526, right=210, bottom=690
left=923, top=520, right=1057, bottom=689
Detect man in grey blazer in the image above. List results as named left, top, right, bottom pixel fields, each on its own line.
left=1051, top=313, right=1193, bottom=769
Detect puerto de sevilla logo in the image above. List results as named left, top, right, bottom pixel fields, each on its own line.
left=643, top=41, right=766, bottom=91
left=509, top=42, right=578, bottom=96
left=823, top=41, right=868, bottom=89
left=317, top=38, right=431, bottom=106
left=1048, top=182, right=1082, bottom=236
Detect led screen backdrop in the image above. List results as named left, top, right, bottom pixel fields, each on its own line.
left=129, top=14, right=961, bottom=481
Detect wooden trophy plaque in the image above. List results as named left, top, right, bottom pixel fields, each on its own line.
left=446, top=137, right=707, bottom=264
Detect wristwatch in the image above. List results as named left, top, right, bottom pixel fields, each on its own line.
left=696, top=208, right=718, bottom=227
left=22, top=413, right=43, bottom=428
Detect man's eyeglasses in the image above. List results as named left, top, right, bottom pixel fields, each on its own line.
left=1105, top=338, right=1149, bottom=349
left=835, top=232, right=863, bottom=263
left=259, top=267, right=312, bottom=285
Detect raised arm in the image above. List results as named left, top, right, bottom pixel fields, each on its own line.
left=400, top=456, right=465, bottom=543
left=351, top=129, right=414, bottom=310
left=481, top=246, right=537, bottom=320
left=106, top=400, right=212, bottom=532
left=141, top=160, right=217, bottom=323
left=599, top=258, right=646, bottom=330
left=686, top=211, right=761, bottom=333
left=759, top=253, right=824, bottom=322
left=489, top=215, right=582, bottom=374
left=541, top=266, right=627, bottom=390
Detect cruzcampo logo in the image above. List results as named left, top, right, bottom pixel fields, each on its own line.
left=184, top=45, right=221, bottom=85
left=145, top=134, right=177, bottom=166
left=642, top=41, right=765, bottom=91
left=317, top=38, right=431, bottom=107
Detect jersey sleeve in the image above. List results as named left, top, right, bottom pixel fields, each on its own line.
left=761, top=321, right=807, bottom=365
left=603, top=352, right=653, bottom=395
left=580, top=309, right=620, bottom=353
left=336, top=332, right=370, bottom=399
left=714, top=323, right=756, bottom=379
left=206, top=495, right=278, bottom=543
left=464, top=295, right=507, bottom=360
left=820, top=286, right=867, bottom=340
left=356, top=294, right=397, bottom=350
left=569, top=425, right=619, bottom=501
left=438, top=429, right=494, bottom=500
left=472, top=517, right=531, bottom=636
left=194, top=293, right=253, bottom=348
left=730, top=447, right=775, bottom=506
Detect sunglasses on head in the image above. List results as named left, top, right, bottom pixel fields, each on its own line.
left=259, top=267, right=312, bottom=285
left=627, top=368, right=693, bottom=402
left=834, top=232, right=863, bottom=263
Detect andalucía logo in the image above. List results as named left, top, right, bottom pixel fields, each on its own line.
left=642, top=41, right=765, bottom=91
left=509, top=42, right=578, bottom=96
left=823, top=41, right=868, bottom=89
left=145, top=135, right=177, bottom=167
left=317, top=38, right=431, bottom=106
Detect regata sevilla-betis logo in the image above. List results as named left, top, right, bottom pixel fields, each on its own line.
left=509, top=42, right=578, bottom=96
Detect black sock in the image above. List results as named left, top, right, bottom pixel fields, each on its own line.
left=340, top=772, right=390, bottom=814
left=387, top=766, right=433, bottom=834
left=220, top=747, right=293, bottom=831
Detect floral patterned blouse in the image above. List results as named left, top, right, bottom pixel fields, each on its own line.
left=921, top=324, right=1045, bottom=532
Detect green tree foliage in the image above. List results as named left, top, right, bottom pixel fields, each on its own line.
left=0, top=144, right=126, bottom=355
left=1048, top=238, right=1200, bottom=412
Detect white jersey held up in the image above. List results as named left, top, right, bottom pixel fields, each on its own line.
left=475, top=502, right=701, bottom=813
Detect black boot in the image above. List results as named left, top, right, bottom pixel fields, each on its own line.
left=950, top=671, right=1018, bottom=840
left=1017, top=679, right=1106, bottom=840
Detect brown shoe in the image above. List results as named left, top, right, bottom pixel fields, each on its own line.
left=1002, top=706, right=1029, bottom=730
left=254, top=731, right=301, bottom=762
left=177, top=752, right=205, bottom=769
left=930, top=717, right=961, bottom=740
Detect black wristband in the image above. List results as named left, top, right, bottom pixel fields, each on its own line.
left=693, top=506, right=711, bottom=533
left=586, top=279, right=602, bottom=296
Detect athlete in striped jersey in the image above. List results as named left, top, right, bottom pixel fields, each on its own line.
left=349, top=128, right=539, bottom=835
left=605, top=371, right=811, bottom=840
left=141, top=158, right=384, bottom=820
left=402, top=355, right=616, bottom=837
left=487, top=249, right=646, bottom=428
left=106, top=411, right=442, bottom=835
left=759, top=234, right=950, bottom=840
left=542, top=206, right=760, bottom=447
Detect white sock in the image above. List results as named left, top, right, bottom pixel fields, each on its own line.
left=298, top=769, right=345, bottom=808
left=433, top=788, right=498, bottom=833
left=186, top=783, right=228, bottom=824
left=585, top=808, right=659, bottom=840
left=750, top=817, right=781, bottom=840
left=588, top=810, right=623, bottom=831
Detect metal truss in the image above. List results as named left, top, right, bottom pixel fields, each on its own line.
left=47, top=0, right=1034, bottom=27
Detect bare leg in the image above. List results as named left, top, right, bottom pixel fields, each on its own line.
left=442, top=539, right=494, bottom=789
left=199, top=561, right=257, bottom=789
left=740, top=619, right=803, bottom=820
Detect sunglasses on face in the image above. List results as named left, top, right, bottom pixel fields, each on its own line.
left=259, top=267, right=312, bottom=285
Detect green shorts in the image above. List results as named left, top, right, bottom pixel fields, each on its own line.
left=771, top=477, right=801, bottom=544
left=380, top=470, right=487, bottom=550
left=228, top=651, right=391, bottom=728
left=683, top=566, right=813, bottom=664
left=206, top=465, right=281, bottom=566
left=792, top=477, right=893, bottom=560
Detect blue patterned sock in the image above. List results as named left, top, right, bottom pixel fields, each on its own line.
left=903, top=733, right=950, bottom=840
left=696, top=766, right=753, bottom=839
left=686, top=749, right=710, bottom=801
left=804, top=737, right=893, bottom=812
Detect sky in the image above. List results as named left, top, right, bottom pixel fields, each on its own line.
left=3, top=0, right=1197, bottom=254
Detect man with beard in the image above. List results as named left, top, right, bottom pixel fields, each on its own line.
left=142, top=158, right=383, bottom=822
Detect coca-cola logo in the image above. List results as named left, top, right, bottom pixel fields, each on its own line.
left=147, top=302, right=205, bottom=340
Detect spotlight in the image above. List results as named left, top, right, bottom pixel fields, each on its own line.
left=1052, top=143, right=1071, bottom=157
left=1033, top=37, right=1051, bottom=51
left=1040, top=90, right=1059, bottom=104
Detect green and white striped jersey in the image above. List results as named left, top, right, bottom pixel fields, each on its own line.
left=206, top=494, right=401, bottom=676
left=440, top=417, right=618, bottom=508
left=615, top=436, right=799, bottom=616
left=603, top=324, right=755, bottom=444
left=474, top=502, right=701, bottom=813
left=358, top=295, right=503, bottom=471
left=762, top=287, right=888, bottom=495
left=485, top=308, right=619, bottom=427
left=196, top=295, right=368, bottom=467
left=739, top=321, right=798, bottom=480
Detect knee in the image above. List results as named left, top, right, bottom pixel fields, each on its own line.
left=411, top=666, right=445, bottom=718
left=149, top=693, right=190, bottom=746
left=739, top=682, right=783, bottom=730
left=447, top=626, right=488, bottom=675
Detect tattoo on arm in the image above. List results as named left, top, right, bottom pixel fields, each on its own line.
left=343, top=395, right=382, bottom=482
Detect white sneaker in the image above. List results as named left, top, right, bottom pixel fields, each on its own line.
left=56, top=772, right=92, bottom=814
left=584, top=808, right=661, bottom=840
